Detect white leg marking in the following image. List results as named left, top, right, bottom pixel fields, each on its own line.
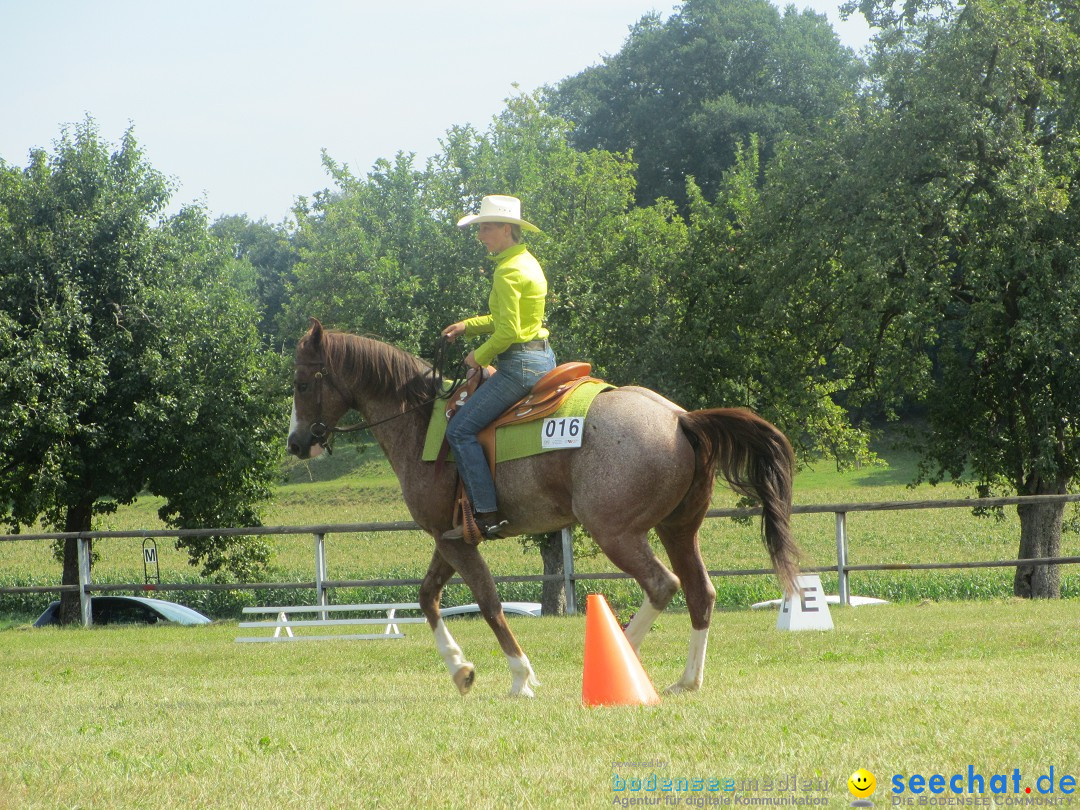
left=433, top=619, right=473, bottom=679
left=623, top=600, right=662, bottom=654
left=666, top=627, right=709, bottom=694
left=506, top=653, right=540, bottom=698
left=290, top=401, right=323, bottom=458
left=288, top=402, right=299, bottom=442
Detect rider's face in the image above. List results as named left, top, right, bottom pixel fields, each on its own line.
left=476, top=222, right=514, bottom=254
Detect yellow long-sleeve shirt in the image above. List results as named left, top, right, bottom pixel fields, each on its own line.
left=462, top=243, right=549, bottom=367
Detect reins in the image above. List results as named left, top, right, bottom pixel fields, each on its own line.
left=302, top=335, right=468, bottom=454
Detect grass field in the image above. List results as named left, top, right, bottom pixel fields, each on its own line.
left=1, top=437, right=1079, bottom=621
left=2, top=438, right=1078, bottom=808
left=1, top=600, right=1077, bottom=808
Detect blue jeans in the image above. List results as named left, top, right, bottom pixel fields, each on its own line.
left=445, top=343, right=557, bottom=514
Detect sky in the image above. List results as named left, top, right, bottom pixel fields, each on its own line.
left=1, top=0, right=874, bottom=224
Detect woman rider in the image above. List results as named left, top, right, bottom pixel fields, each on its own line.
left=441, top=195, right=556, bottom=541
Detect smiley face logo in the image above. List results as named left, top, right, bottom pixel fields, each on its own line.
left=848, top=769, right=877, bottom=799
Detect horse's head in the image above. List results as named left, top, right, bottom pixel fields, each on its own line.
left=287, top=318, right=351, bottom=459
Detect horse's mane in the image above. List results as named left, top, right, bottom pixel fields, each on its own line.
left=320, top=330, right=439, bottom=409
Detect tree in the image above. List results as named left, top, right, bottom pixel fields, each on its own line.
left=281, top=149, right=468, bottom=355
left=754, top=0, right=1080, bottom=595
left=549, top=0, right=863, bottom=207
left=663, top=136, right=878, bottom=465
left=210, top=214, right=298, bottom=349
left=0, top=120, right=282, bottom=621
left=887, top=0, right=1080, bottom=598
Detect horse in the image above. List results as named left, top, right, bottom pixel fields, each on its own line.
left=287, top=318, right=801, bottom=697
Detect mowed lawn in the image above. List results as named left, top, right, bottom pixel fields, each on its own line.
left=2, top=439, right=1078, bottom=807
left=1, top=600, right=1077, bottom=809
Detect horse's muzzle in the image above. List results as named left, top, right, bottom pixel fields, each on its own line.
left=287, top=430, right=324, bottom=460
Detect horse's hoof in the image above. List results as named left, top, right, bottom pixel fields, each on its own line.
left=664, top=681, right=700, bottom=695
left=453, top=664, right=475, bottom=695
left=508, top=674, right=539, bottom=698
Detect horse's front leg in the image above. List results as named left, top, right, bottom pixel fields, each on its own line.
left=419, top=548, right=475, bottom=694
left=433, top=536, right=539, bottom=697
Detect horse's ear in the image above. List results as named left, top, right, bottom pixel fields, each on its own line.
left=308, top=317, right=324, bottom=347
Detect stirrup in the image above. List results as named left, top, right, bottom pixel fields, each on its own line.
left=442, top=514, right=509, bottom=544
left=479, top=517, right=510, bottom=540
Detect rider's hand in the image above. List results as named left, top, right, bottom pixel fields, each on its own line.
left=442, top=322, right=466, bottom=343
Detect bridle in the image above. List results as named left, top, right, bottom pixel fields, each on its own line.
left=293, top=358, right=361, bottom=450
left=295, top=337, right=466, bottom=454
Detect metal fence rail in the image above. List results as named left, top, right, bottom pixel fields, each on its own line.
left=3, top=494, right=1079, bottom=626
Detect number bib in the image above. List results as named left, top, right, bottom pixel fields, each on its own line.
left=541, top=416, right=584, bottom=448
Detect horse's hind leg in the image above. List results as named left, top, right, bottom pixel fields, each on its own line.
left=419, top=548, right=475, bottom=695
left=433, top=536, right=539, bottom=697
left=591, top=530, right=681, bottom=654
left=656, top=524, right=716, bottom=694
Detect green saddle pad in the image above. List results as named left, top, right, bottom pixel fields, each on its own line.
left=422, top=379, right=614, bottom=464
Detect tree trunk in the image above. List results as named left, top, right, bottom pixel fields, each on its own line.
left=58, top=498, right=94, bottom=625
left=538, top=532, right=566, bottom=616
left=1014, top=485, right=1064, bottom=599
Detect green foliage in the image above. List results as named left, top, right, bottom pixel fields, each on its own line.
left=549, top=0, right=863, bottom=207
left=901, top=0, right=1080, bottom=499
left=727, top=0, right=1080, bottom=593
left=775, top=0, right=1080, bottom=498
left=210, top=214, right=298, bottom=347
left=283, top=150, right=455, bottom=354
left=0, top=119, right=281, bottom=580
left=279, top=91, right=686, bottom=392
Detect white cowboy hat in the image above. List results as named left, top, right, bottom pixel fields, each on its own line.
left=456, top=195, right=540, bottom=233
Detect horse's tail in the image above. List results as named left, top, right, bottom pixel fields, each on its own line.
left=678, top=408, right=801, bottom=597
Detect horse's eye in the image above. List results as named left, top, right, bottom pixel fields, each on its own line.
left=295, top=382, right=309, bottom=394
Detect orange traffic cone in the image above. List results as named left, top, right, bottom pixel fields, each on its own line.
left=582, top=593, right=661, bottom=707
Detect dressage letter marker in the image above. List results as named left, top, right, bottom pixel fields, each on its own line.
left=776, top=574, right=834, bottom=631
left=541, top=416, right=584, bottom=448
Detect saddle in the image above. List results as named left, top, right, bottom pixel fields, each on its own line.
left=441, top=361, right=598, bottom=469
left=440, top=361, right=603, bottom=543
left=479, top=361, right=599, bottom=467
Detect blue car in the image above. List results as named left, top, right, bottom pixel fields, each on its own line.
left=34, top=596, right=212, bottom=627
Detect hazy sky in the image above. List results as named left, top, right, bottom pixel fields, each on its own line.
left=2, top=1, right=873, bottom=223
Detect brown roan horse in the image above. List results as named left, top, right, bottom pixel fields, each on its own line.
left=287, top=319, right=801, bottom=697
